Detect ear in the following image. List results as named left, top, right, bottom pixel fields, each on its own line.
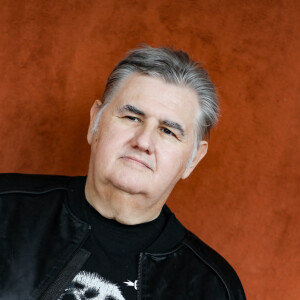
left=181, top=141, right=208, bottom=179
left=87, top=99, right=102, bottom=144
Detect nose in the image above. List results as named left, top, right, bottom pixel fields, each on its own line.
left=130, top=125, right=155, bottom=154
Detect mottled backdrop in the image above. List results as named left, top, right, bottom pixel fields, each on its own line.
left=0, top=0, right=299, bottom=299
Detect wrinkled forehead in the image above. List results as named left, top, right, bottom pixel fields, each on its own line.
left=107, top=72, right=199, bottom=104
left=109, top=73, right=199, bottom=129
left=111, top=73, right=199, bottom=113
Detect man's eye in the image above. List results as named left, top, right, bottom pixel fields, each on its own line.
left=161, top=127, right=176, bottom=137
left=125, top=116, right=140, bottom=122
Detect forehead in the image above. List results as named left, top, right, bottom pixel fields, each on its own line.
left=109, top=74, right=199, bottom=129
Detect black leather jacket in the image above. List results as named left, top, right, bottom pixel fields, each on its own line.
left=0, top=174, right=246, bottom=300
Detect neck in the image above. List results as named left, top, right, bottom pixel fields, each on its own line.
left=85, top=174, right=162, bottom=225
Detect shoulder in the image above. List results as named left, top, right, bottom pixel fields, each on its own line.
left=0, top=173, right=87, bottom=231
left=0, top=173, right=88, bottom=229
left=182, top=230, right=246, bottom=300
left=0, top=173, right=88, bottom=222
left=0, top=173, right=74, bottom=213
left=0, top=173, right=72, bottom=195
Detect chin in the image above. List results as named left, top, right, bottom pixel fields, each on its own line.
left=110, top=176, right=147, bottom=195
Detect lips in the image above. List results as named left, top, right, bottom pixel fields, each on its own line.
left=121, top=156, right=153, bottom=170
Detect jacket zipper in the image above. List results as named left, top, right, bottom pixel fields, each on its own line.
left=137, top=252, right=143, bottom=300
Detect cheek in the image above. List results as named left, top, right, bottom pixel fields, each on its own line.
left=93, top=123, right=133, bottom=159
left=157, top=147, right=190, bottom=177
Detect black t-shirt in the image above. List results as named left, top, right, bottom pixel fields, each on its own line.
left=59, top=193, right=167, bottom=300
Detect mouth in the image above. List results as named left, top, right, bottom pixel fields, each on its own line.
left=121, top=156, right=152, bottom=170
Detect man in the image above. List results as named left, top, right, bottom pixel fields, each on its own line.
left=0, top=46, right=246, bottom=299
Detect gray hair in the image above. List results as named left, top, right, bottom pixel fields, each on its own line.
left=93, top=45, right=219, bottom=164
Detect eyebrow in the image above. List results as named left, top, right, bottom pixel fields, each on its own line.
left=162, top=120, right=185, bottom=137
left=117, top=104, right=185, bottom=137
left=117, top=104, right=145, bottom=116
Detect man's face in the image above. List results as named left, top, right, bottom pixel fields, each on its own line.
left=87, top=73, right=206, bottom=220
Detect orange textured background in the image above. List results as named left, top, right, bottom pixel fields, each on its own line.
left=0, top=1, right=299, bottom=299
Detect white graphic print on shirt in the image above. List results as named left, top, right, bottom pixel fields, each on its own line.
left=123, top=280, right=138, bottom=290
left=58, top=271, right=125, bottom=300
